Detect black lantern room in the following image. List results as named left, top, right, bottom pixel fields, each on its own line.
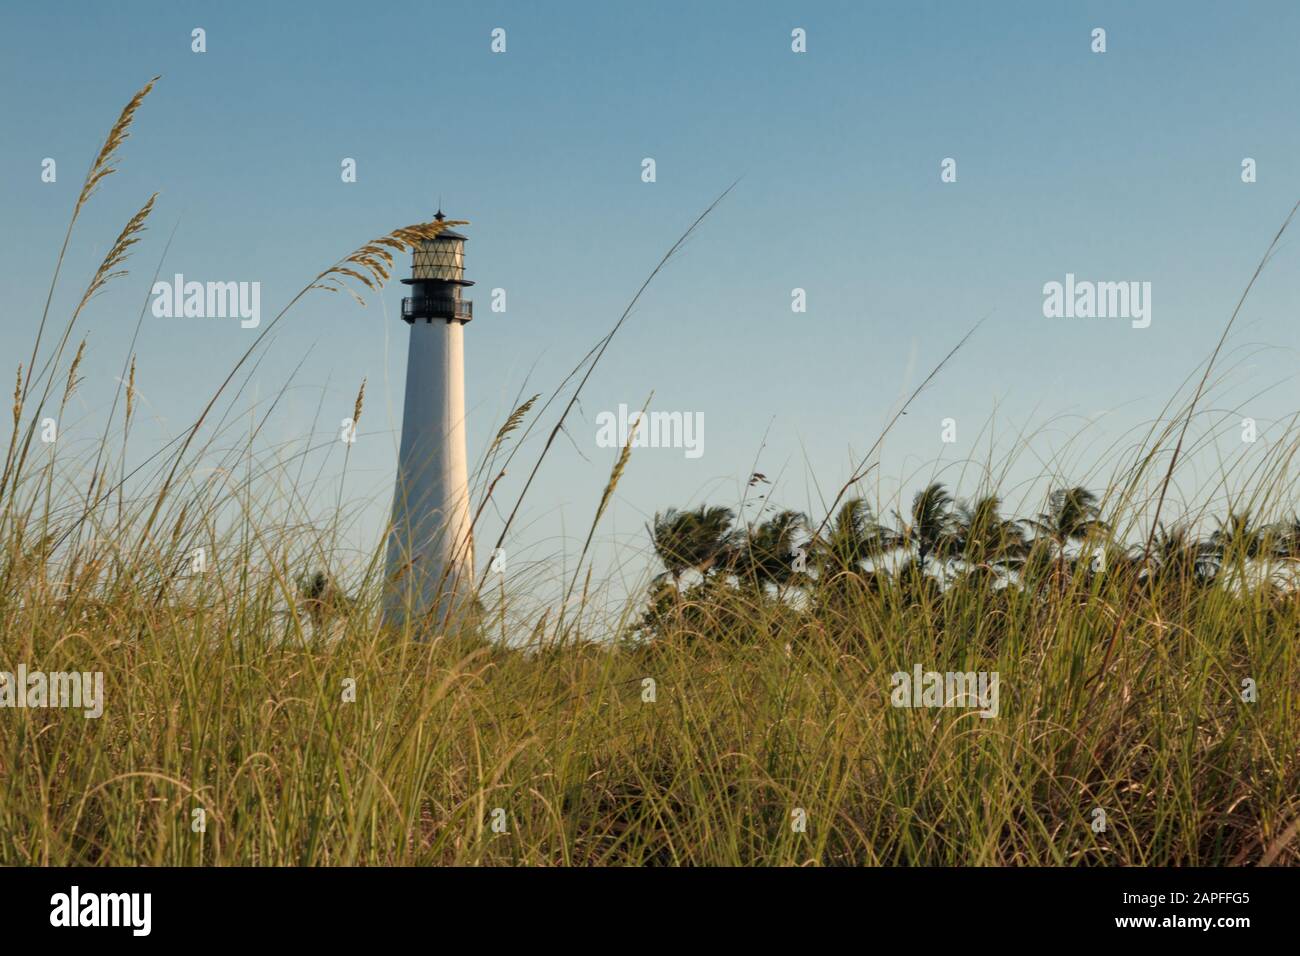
left=401, top=210, right=474, bottom=324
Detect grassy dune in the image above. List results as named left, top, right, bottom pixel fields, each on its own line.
left=2, top=506, right=1298, bottom=865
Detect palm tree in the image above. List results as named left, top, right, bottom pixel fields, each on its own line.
left=1147, top=522, right=1215, bottom=588
left=1024, top=486, right=1108, bottom=551
left=949, top=494, right=1027, bottom=584
left=648, top=505, right=737, bottom=588
left=1268, top=516, right=1300, bottom=592
left=896, top=482, right=956, bottom=571
left=1269, top=516, right=1300, bottom=560
left=1207, top=510, right=1270, bottom=591
left=1209, top=511, right=1266, bottom=561
left=732, top=509, right=808, bottom=596
left=810, top=498, right=896, bottom=602
left=813, top=498, right=895, bottom=572
left=1021, top=486, right=1107, bottom=593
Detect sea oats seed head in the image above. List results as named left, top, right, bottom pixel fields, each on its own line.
left=352, top=378, right=366, bottom=427
left=314, top=219, right=468, bottom=304
left=64, top=340, right=87, bottom=402
left=83, top=193, right=157, bottom=306
left=126, top=354, right=136, bottom=423
left=77, top=76, right=159, bottom=213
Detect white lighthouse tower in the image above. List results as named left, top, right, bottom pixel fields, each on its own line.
left=383, top=211, right=476, bottom=631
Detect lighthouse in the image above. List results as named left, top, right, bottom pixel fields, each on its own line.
left=383, top=211, right=476, bottom=631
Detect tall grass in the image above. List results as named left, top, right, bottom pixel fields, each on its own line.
left=0, top=80, right=1296, bottom=867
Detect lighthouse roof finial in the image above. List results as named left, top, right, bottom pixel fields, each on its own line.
left=426, top=204, right=467, bottom=243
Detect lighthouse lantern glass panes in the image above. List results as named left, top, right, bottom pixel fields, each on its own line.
left=414, top=237, right=464, bottom=281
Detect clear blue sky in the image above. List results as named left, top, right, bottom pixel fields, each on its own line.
left=3, top=1, right=1299, bottom=604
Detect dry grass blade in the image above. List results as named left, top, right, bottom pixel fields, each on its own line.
left=562, top=394, right=650, bottom=626
left=1259, top=815, right=1300, bottom=867
left=810, top=314, right=988, bottom=544
left=479, top=181, right=738, bottom=591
